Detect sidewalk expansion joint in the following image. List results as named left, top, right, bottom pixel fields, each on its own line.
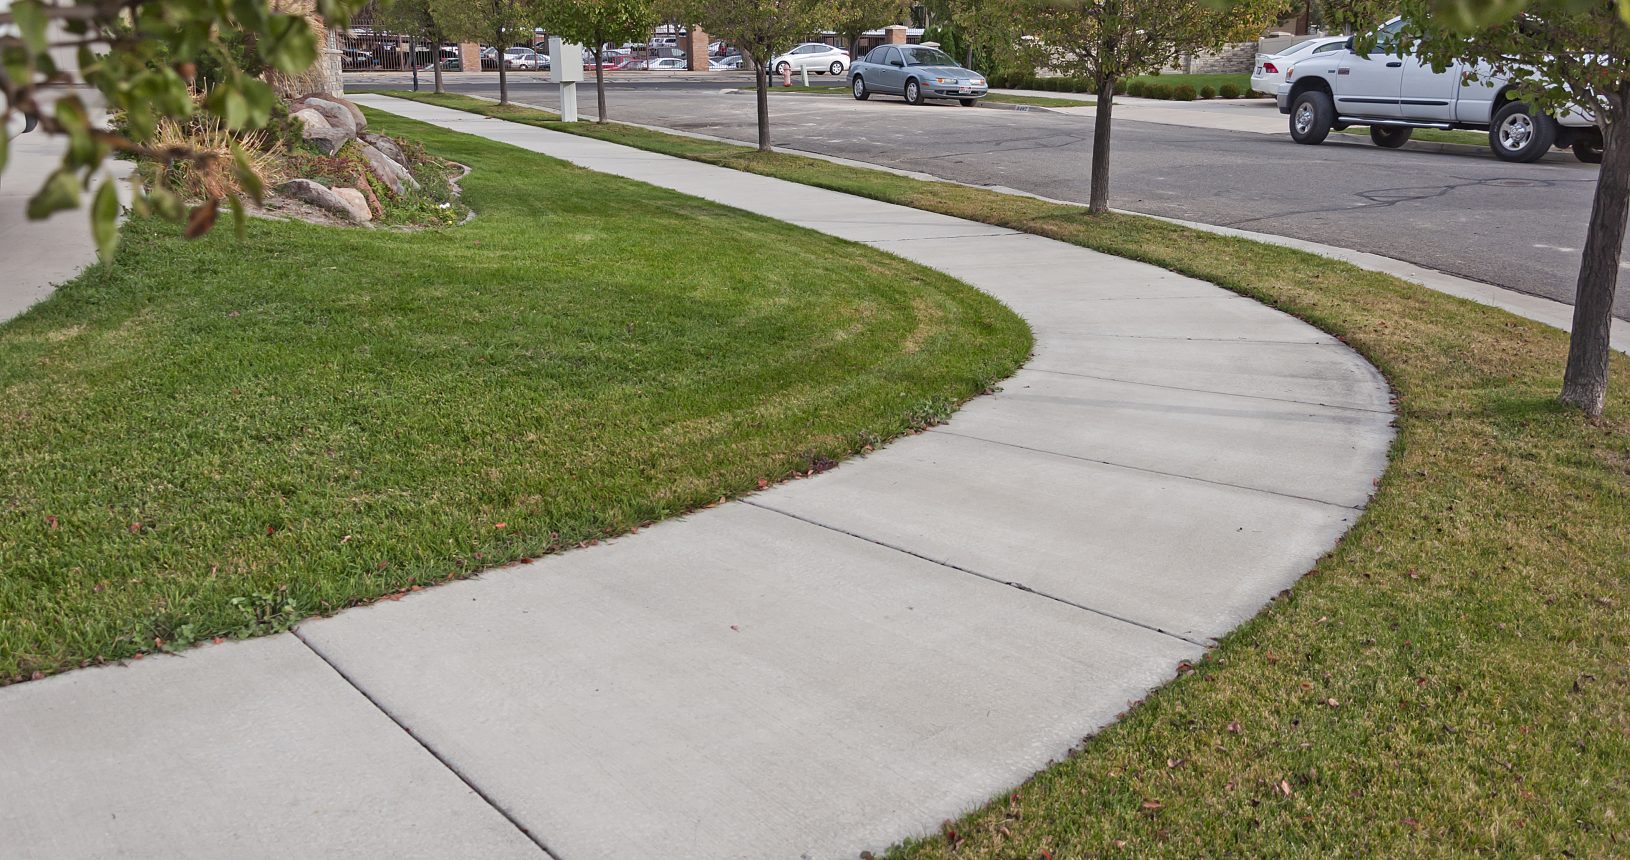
left=1021, top=366, right=1396, bottom=415
left=742, top=499, right=1210, bottom=648
left=927, top=427, right=1367, bottom=512
left=290, top=629, right=561, bottom=860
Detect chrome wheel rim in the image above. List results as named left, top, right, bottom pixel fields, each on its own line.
left=907, top=82, right=919, bottom=102
left=853, top=78, right=864, bottom=97
left=1499, top=114, right=1533, bottom=150
left=1293, top=102, right=1314, bottom=135
left=831, top=62, right=842, bottom=75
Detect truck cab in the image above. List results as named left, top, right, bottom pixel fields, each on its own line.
left=1276, top=18, right=1601, bottom=163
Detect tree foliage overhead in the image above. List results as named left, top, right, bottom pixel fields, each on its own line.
left=538, top=0, right=657, bottom=121
left=430, top=0, right=537, bottom=103
left=831, top=0, right=907, bottom=56
left=1030, top=0, right=1284, bottom=86
left=690, top=0, right=831, bottom=150
left=0, top=0, right=368, bottom=252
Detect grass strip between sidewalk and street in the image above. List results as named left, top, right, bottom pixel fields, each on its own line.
left=0, top=110, right=1030, bottom=683
left=376, top=91, right=1630, bottom=858
left=756, top=84, right=1093, bottom=109
left=1334, top=126, right=1491, bottom=147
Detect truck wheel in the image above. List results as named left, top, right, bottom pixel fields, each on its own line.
left=1490, top=101, right=1556, bottom=163
left=1289, top=90, right=1334, bottom=145
left=1573, top=138, right=1604, bottom=164
left=1370, top=126, right=1413, bottom=148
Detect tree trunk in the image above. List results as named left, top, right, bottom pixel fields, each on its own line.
left=756, top=56, right=771, bottom=151
left=497, top=43, right=509, bottom=105
left=1561, top=113, right=1630, bottom=417
left=1088, top=75, right=1115, bottom=214
left=595, top=44, right=607, bottom=122
left=433, top=51, right=444, bottom=93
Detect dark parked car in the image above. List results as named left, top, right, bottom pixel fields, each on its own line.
left=848, top=44, right=988, bottom=106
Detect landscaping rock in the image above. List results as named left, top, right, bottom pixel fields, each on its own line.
left=330, top=187, right=373, bottom=222
left=292, top=108, right=350, bottom=154
left=360, top=143, right=419, bottom=196
left=361, top=133, right=405, bottom=165
left=297, top=97, right=357, bottom=137
left=294, top=94, right=366, bottom=133
left=277, top=178, right=366, bottom=221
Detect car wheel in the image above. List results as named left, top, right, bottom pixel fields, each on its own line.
left=1573, top=137, right=1604, bottom=164
left=1370, top=126, right=1413, bottom=148
left=829, top=60, right=844, bottom=76
left=852, top=76, right=869, bottom=101
left=959, top=98, right=977, bottom=107
left=775, top=61, right=790, bottom=76
left=1490, top=101, right=1556, bottom=163
left=1288, top=89, right=1334, bottom=145
left=904, top=78, right=924, bottom=105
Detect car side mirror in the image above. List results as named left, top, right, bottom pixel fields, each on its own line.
left=1344, top=36, right=1355, bottom=51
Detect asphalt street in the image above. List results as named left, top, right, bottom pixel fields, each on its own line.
left=350, top=71, right=1627, bottom=319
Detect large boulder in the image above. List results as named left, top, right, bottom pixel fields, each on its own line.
left=292, top=108, right=349, bottom=155
left=360, top=143, right=419, bottom=196
left=278, top=178, right=366, bottom=222
left=330, top=187, right=373, bottom=222
left=295, top=97, right=357, bottom=137
left=295, top=93, right=366, bottom=133
left=361, top=133, right=405, bottom=165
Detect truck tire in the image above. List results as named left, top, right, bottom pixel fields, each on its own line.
left=1573, top=138, right=1604, bottom=164
left=1370, top=126, right=1413, bottom=148
left=1289, top=90, right=1334, bottom=145
left=1490, top=101, right=1556, bottom=163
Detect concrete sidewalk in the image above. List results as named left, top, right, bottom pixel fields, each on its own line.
left=0, top=96, right=1393, bottom=860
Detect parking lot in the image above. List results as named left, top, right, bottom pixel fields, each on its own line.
left=348, top=70, right=1626, bottom=320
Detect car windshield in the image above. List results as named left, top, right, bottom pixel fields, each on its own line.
left=1275, top=38, right=1325, bottom=56
left=903, top=47, right=957, bottom=67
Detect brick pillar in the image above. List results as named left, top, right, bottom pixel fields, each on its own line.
left=685, top=27, right=710, bottom=71
left=883, top=25, right=908, bottom=46
left=459, top=41, right=482, bottom=72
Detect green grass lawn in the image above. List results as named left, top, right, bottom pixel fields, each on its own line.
left=378, top=92, right=1630, bottom=857
left=0, top=110, right=1030, bottom=681
left=1127, top=72, right=1255, bottom=94
left=1335, top=126, right=1491, bottom=147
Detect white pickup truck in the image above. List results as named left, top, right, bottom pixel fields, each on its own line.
left=1275, top=18, right=1600, bottom=163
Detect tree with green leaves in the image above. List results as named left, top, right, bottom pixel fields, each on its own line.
left=1375, top=3, right=1625, bottom=415
left=379, top=0, right=448, bottom=94
left=538, top=0, right=657, bottom=122
left=0, top=0, right=367, bottom=251
left=430, top=0, right=535, bottom=104
left=832, top=0, right=906, bottom=59
left=692, top=0, right=831, bottom=151
left=1027, top=0, right=1282, bottom=214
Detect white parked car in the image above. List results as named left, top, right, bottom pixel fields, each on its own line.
left=647, top=57, right=688, bottom=71
left=1251, top=36, right=1347, bottom=96
left=503, top=47, right=543, bottom=70
left=770, top=43, right=850, bottom=76
left=1278, top=17, right=1600, bottom=162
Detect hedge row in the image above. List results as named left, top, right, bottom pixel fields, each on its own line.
left=987, top=72, right=1245, bottom=101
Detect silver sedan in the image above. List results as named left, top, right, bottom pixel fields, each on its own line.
left=848, top=44, right=988, bottom=106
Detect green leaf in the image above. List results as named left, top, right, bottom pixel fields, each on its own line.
left=230, top=140, right=265, bottom=202
left=228, top=194, right=247, bottom=241
left=91, top=178, right=120, bottom=262
left=262, top=15, right=318, bottom=74
left=26, top=169, right=80, bottom=221
left=10, top=0, right=49, bottom=54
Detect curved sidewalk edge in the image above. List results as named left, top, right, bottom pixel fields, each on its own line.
left=0, top=96, right=1394, bottom=860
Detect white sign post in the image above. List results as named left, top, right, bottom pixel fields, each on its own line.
left=549, top=37, right=585, bottom=122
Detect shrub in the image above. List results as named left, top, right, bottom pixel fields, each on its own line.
left=1172, top=84, right=1197, bottom=101
left=1147, top=83, right=1173, bottom=100
left=1126, top=80, right=1147, bottom=98
left=1200, top=85, right=1217, bottom=99
left=1219, top=83, right=1241, bottom=99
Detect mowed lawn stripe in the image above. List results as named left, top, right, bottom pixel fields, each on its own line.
left=0, top=111, right=1030, bottom=681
